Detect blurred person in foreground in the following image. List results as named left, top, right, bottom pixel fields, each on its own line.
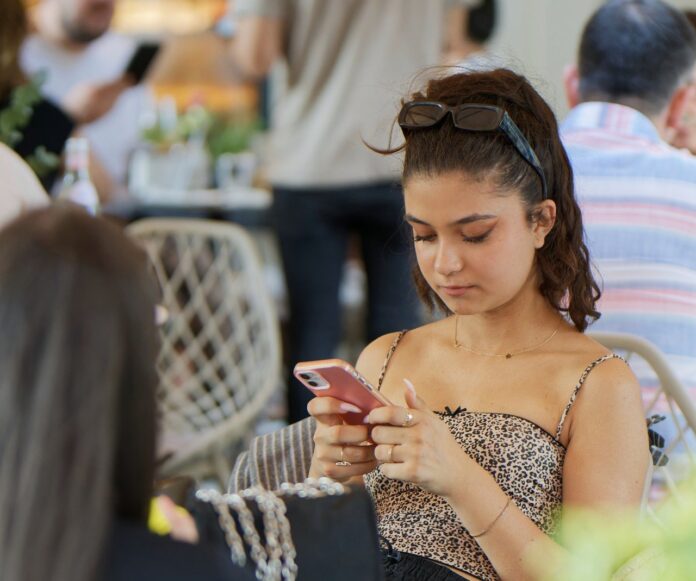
left=232, top=0, right=476, bottom=423
left=1, top=0, right=127, bottom=192
left=562, top=0, right=696, bottom=390
left=21, top=0, right=153, bottom=198
left=0, top=206, right=254, bottom=581
left=0, top=143, right=49, bottom=227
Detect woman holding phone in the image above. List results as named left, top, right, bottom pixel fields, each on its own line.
left=306, top=69, right=649, bottom=580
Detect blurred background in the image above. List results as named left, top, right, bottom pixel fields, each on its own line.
left=64, top=0, right=696, bottom=119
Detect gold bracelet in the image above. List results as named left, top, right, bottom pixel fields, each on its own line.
left=470, top=496, right=512, bottom=539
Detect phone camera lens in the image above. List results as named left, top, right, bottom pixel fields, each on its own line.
left=307, top=380, right=319, bottom=387
left=299, top=373, right=312, bottom=380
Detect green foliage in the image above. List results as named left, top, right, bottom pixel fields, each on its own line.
left=0, top=73, right=59, bottom=177
left=0, top=75, right=43, bottom=147
left=531, top=477, right=696, bottom=580
left=140, top=104, right=261, bottom=159
left=26, top=146, right=60, bottom=178
left=206, top=114, right=261, bottom=159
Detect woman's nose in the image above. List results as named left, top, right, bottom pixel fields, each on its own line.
left=434, top=241, right=464, bottom=276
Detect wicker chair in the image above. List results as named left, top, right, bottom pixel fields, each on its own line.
left=589, top=331, right=696, bottom=521
left=128, top=218, right=281, bottom=483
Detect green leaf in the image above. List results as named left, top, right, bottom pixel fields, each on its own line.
left=26, top=146, right=59, bottom=178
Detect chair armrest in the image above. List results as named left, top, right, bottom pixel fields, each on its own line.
left=228, top=417, right=317, bottom=492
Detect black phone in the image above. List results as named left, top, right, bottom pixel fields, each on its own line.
left=124, top=42, right=161, bottom=84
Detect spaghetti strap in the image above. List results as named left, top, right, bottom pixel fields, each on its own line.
left=555, top=353, right=626, bottom=440
left=376, top=330, right=408, bottom=391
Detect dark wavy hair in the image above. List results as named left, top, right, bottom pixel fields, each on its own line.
left=0, top=207, right=159, bottom=581
left=381, top=68, right=600, bottom=332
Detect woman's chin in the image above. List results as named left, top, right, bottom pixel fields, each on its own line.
left=440, top=297, right=484, bottom=316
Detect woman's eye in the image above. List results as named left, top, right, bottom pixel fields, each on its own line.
left=462, top=231, right=492, bottom=244
left=413, top=234, right=436, bottom=243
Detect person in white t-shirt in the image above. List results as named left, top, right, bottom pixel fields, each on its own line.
left=0, top=143, right=49, bottom=229
left=21, top=0, right=152, bottom=198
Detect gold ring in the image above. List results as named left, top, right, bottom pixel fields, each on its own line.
left=387, top=445, right=395, bottom=463
left=402, top=412, right=414, bottom=427
left=335, top=446, right=352, bottom=467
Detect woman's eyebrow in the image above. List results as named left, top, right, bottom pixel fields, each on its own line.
left=404, top=213, right=497, bottom=226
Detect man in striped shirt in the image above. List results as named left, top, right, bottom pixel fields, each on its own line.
left=561, top=0, right=696, bottom=392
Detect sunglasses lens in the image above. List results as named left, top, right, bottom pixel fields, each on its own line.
left=453, top=107, right=502, bottom=131
left=401, top=104, right=444, bottom=127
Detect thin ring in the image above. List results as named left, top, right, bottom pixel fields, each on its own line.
left=386, top=445, right=395, bottom=463
left=335, top=446, right=352, bottom=467
left=402, top=412, right=414, bottom=427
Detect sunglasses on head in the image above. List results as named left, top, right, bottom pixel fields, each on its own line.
left=398, top=101, right=549, bottom=200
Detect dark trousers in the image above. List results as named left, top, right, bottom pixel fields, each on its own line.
left=273, top=182, right=422, bottom=423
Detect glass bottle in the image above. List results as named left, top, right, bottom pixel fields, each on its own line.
left=57, top=137, right=100, bottom=215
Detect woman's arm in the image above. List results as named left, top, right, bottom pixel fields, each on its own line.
left=449, top=358, right=648, bottom=579
left=230, top=14, right=284, bottom=80
left=369, top=358, right=649, bottom=580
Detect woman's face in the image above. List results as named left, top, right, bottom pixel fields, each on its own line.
left=404, top=171, right=555, bottom=316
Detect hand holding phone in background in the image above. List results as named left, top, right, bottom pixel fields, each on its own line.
left=124, top=43, right=161, bottom=85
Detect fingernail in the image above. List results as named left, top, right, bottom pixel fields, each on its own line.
left=363, top=414, right=372, bottom=424
left=404, top=378, right=416, bottom=395
left=339, top=402, right=362, bottom=414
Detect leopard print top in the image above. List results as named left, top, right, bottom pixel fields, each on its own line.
left=364, top=331, right=622, bottom=580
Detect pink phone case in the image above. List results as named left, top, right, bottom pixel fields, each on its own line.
left=294, top=359, right=392, bottom=424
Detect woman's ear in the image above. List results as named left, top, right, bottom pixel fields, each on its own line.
left=532, top=200, right=557, bottom=248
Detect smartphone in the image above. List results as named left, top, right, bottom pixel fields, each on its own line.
left=124, top=42, right=161, bottom=84
left=294, top=359, right=392, bottom=425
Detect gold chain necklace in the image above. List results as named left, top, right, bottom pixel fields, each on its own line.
left=453, top=315, right=562, bottom=359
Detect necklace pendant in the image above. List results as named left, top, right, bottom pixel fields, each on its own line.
left=505, top=353, right=512, bottom=359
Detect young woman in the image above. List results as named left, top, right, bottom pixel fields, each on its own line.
left=307, top=69, right=650, bottom=580
left=0, top=207, right=253, bottom=581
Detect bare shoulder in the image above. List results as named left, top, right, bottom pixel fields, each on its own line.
left=355, top=320, right=447, bottom=385
left=355, top=331, right=406, bottom=385
left=582, top=354, right=640, bottom=398
left=567, top=330, right=641, bottom=404
left=566, top=347, right=644, bottom=439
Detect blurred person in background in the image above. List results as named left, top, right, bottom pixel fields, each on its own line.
left=0, top=206, right=253, bottom=581
left=21, top=0, right=153, bottom=199
left=232, top=0, right=476, bottom=423
left=670, top=10, right=696, bottom=155
left=1, top=0, right=126, bottom=192
left=561, top=0, right=696, bottom=390
left=443, top=0, right=502, bottom=71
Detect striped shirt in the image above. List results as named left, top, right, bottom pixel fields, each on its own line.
left=561, top=102, right=696, bottom=390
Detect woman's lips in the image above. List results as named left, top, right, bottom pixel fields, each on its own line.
left=439, top=285, right=476, bottom=297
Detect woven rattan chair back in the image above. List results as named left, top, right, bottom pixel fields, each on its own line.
left=128, top=218, right=281, bottom=482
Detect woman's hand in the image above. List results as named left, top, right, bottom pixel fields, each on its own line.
left=366, top=379, right=470, bottom=497
left=307, top=396, right=378, bottom=482
left=155, top=495, right=199, bottom=544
